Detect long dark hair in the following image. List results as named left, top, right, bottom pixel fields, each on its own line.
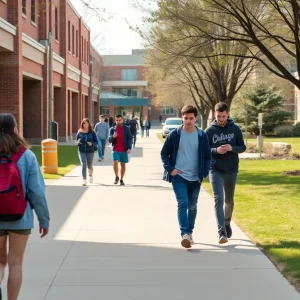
left=0, top=113, right=29, bottom=154
left=79, top=118, right=93, bottom=133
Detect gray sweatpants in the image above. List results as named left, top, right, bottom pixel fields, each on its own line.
left=209, top=170, right=237, bottom=236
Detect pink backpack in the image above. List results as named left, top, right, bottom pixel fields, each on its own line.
left=0, top=147, right=27, bottom=221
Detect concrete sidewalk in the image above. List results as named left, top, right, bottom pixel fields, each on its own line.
left=2, top=130, right=300, bottom=299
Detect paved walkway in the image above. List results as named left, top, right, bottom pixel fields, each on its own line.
left=2, top=130, right=300, bottom=299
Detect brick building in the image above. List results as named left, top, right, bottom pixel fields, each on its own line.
left=100, top=49, right=161, bottom=123
left=0, top=0, right=101, bottom=142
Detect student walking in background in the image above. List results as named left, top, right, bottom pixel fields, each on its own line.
left=128, top=116, right=139, bottom=148
left=143, top=116, right=151, bottom=138
left=161, top=105, right=211, bottom=248
left=205, top=102, right=246, bottom=244
left=94, top=115, right=110, bottom=161
left=76, top=118, right=98, bottom=186
left=109, top=116, right=115, bottom=128
left=0, top=113, right=50, bottom=300
left=109, top=115, right=132, bottom=186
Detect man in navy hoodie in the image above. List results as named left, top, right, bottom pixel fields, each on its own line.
left=205, top=102, right=246, bottom=244
left=161, top=105, right=211, bottom=248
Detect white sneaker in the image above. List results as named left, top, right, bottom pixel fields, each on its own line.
left=89, top=175, right=93, bottom=184
left=219, top=235, right=228, bottom=244
left=181, top=234, right=192, bottom=248
left=82, top=179, right=87, bottom=186
left=190, top=234, right=194, bottom=245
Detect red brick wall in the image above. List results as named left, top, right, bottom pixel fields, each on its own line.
left=66, top=3, right=80, bottom=70
left=0, top=0, right=23, bottom=135
left=22, top=0, right=39, bottom=41
left=0, top=1, right=7, bottom=19
left=23, top=57, right=43, bottom=78
left=23, top=80, right=42, bottom=139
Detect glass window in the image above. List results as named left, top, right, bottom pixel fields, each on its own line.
left=68, top=21, right=71, bottom=52
left=160, top=107, right=177, bottom=115
left=72, top=25, right=75, bottom=54
left=55, top=7, right=58, bottom=40
left=121, top=69, right=138, bottom=81
left=31, top=0, right=35, bottom=22
left=113, top=88, right=138, bottom=97
left=100, top=107, right=110, bottom=115
left=22, top=0, right=26, bottom=15
left=76, top=30, right=78, bottom=57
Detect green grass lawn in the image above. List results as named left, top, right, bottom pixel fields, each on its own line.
left=156, top=133, right=300, bottom=289
left=202, top=161, right=300, bottom=289
left=157, top=133, right=165, bottom=143
left=30, top=145, right=79, bottom=179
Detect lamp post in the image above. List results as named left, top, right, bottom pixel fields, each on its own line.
left=48, top=31, right=53, bottom=138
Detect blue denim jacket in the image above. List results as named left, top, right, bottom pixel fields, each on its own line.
left=76, top=131, right=98, bottom=153
left=0, top=149, right=50, bottom=230
left=161, top=127, right=212, bottom=183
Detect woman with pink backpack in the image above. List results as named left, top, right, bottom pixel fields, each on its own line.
left=0, top=113, right=50, bottom=300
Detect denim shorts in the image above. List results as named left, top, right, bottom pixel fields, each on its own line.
left=112, top=151, right=129, bottom=163
left=0, top=229, right=31, bottom=236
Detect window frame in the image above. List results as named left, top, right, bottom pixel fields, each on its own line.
left=121, top=69, right=138, bottom=81
left=31, top=0, right=35, bottom=23
left=54, top=7, right=59, bottom=41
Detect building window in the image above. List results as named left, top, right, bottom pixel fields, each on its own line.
left=86, top=41, right=89, bottom=64
left=160, top=107, right=177, bottom=115
left=31, top=0, right=35, bottom=23
left=100, top=107, right=110, bottom=115
left=22, top=0, right=26, bottom=15
left=81, top=36, right=84, bottom=62
left=121, top=69, right=138, bottom=81
left=55, top=7, right=58, bottom=41
left=113, top=88, right=138, bottom=97
left=76, top=30, right=78, bottom=57
left=68, top=21, right=71, bottom=52
left=72, top=25, right=75, bottom=54
left=84, top=39, right=87, bottom=64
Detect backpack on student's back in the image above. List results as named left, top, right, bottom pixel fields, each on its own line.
left=0, top=147, right=27, bottom=221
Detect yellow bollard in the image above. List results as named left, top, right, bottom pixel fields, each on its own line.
left=41, top=139, right=58, bottom=174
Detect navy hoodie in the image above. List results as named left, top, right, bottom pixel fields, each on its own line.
left=204, top=119, right=246, bottom=174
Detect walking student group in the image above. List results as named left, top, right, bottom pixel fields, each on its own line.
left=0, top=102, right=245, bottom=298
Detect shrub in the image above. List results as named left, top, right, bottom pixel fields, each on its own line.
left=293, top=122, right=300, bottom=137
left=273, top=125, right=294, bottom=137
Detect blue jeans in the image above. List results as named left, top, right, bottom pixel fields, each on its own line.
left=209, top=170, right=237, bottom=236
left=172, top=175, right=201, bottom=236
left=78, top=152, right=94, bottom=179
left=97, top=137, right=106, bottom=158
left=131, top=130, right=137, bottom=146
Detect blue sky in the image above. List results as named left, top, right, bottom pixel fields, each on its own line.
left=70, top=0, right=145, bottom=55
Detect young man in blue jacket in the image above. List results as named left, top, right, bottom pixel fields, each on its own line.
left=161, top=105, right=211, bottom=248
left=109, top=115, right=132, bottom=186
left=205, top=102, right=246, bottom=244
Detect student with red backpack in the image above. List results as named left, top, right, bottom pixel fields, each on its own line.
left=0, top=113, right=50, bottom=300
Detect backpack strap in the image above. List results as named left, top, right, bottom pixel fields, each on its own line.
left=10, top=147, right=26, bottom=163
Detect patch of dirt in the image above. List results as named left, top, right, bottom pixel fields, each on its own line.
left=282, top=170, right=300, bottom=176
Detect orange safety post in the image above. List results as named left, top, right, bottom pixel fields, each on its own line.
left=41, top=139, right=58, bottom=174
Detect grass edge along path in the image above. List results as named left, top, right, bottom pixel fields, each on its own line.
left=157, top=133, right=300, bottom=292
left=31, top=145, right=79, bottom=179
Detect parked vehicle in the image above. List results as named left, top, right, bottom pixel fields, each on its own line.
left=161, top=118, right=183, bottom=138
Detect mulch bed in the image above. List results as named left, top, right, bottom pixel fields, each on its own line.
left=281, top=170, right=300, bottom=176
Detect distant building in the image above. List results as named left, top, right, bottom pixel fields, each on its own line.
left=100, top=50, right=164, bottom=123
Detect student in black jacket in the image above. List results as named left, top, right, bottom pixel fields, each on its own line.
left=205, top=102, right=246, bottom=244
